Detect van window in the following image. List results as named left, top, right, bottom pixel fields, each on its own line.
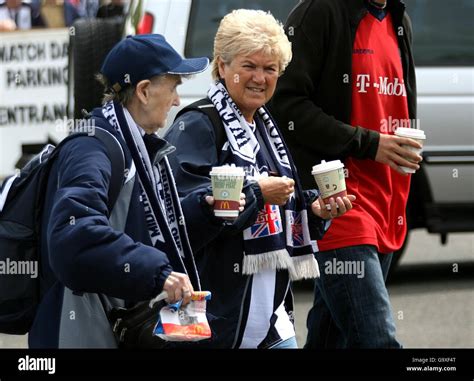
left=404, top=0, right=474, bottom=66
left=185, top=0, right=298, bottom=59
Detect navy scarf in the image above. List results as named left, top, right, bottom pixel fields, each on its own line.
left=101, top=101, right=201, bottom=289
left=207, top=82, right=319, bottom=280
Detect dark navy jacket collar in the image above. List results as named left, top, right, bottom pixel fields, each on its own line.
left=142, top=133, right=176, bottom=164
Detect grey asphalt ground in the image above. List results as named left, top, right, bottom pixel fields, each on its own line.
left=1, top=230, right=473, bottom=349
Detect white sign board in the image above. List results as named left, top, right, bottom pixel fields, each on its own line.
left=0, top=28, right=69, bottom=178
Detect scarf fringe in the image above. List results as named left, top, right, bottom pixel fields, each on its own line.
left=289, top=254, right=320, bottom=281
left=242, top=249, right=293, bottom=275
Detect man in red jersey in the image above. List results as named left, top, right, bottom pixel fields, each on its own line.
left=271, top=0, right=421, bottom=348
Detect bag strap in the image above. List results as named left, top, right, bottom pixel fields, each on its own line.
left=175, top=98, right=226, bottom=152
left=52, top=128, right=125, bottom=213
left=92, top=128, right=126, bottom=213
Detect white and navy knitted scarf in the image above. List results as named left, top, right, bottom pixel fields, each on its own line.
left=207, top=82, right=319, bottom=280
left=101, top=101, right=201, bottom=289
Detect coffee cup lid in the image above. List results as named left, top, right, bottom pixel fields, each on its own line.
left=210, top=164, right=245, bottom=176
left=395, top=128, right=426, bottom=139
left=311, top=160, right=344, bottom=175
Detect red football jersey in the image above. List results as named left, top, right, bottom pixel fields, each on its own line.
left=318, top=12, right=411, bottom=254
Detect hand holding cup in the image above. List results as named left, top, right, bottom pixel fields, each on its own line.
left=393, top=128, right=426, bottom=174
left=375, top=129, right=425, bottom=175
left=312, top=160, right=347, bottom=211
left=311, top=195, right=356, bottom=219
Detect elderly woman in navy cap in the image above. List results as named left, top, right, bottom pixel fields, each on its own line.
left=165, top=10, right=355, bottom=349
left=28, top=34, right=233, bottom=348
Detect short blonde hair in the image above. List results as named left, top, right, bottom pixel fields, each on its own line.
left=211, top=9, right=292, bottom=80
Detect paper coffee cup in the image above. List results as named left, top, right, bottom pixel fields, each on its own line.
left=394, top=128, right=426, bottom=174
left=210, top=165, right=245, bottom=218
left=311, top=160, right=347, bottom=210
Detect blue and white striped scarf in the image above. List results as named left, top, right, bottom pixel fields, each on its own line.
left=207, top=82, right=319, bottom=280
left=101, top=101, right=201, bottom=289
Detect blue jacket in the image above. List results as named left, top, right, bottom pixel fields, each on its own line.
left=165, top=110, right=329, bottom=348
left=29, top=108, right=212, bottom=348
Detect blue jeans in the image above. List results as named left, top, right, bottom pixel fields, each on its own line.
left=270, top=336, right=298, bottom=349
left=305, top=245, right=401, bottom=348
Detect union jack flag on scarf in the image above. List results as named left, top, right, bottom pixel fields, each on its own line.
left=288, top=211, right=305, bottom=247
left=250, top=204, right=283, bottom=239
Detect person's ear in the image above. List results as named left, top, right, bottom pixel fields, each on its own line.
left=135, top=80, right=151, bottom=105
left=217, top=57, right=227, bottom=79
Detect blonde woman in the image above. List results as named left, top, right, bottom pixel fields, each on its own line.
left=165, top=9, right=355, bottom=349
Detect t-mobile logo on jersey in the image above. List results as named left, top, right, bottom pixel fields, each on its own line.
left=356, top=74, right=407, bottom=96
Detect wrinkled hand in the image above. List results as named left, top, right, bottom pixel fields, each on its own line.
left=205, top=193, right=246, bottom=213
left=162, top=272, right=194, bottom=306
left=258, top=176, right=295, bottom=206
left=0, top=19, right=16, bottom=32
left=375, top=134, right=423, bottom=175
left=311, top=195, right=356, bottom=219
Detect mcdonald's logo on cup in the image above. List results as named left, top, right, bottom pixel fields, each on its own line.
left=215, top=199, right=239, bottom=212
left=213, top=199, right=241, bottom=218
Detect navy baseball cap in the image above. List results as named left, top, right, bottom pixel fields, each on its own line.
left=101, top=34, right=209, bottom=92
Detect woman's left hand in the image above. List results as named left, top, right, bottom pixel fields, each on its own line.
left=311, top=195, right=356, bottom=219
